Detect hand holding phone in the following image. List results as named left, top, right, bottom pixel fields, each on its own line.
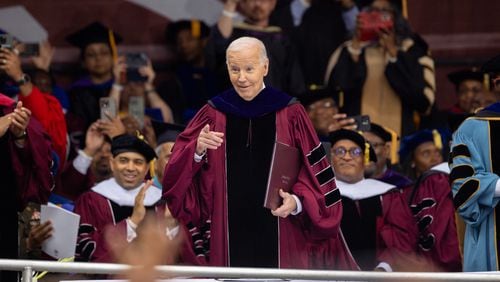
left=100, top=97, right=117, bottom=121
left=348, top=115, right=371, bottom=131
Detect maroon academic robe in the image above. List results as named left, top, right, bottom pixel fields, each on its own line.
left=405, top=169, right=462, bottom=271
left=73, top=190, right=127, bottom=263
left=1, top=94, right=53, bottom=281
left=163, top=101, right=357, bottom=269
left=54, top=160, right=95, bottom=202
left=338, top=179, right=419, bottom=271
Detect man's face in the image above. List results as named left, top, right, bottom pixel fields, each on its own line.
left=227, top=48, right=268, bottom=101
left=457, top=79, right=483, bottom=113
left=413, top=141, right=443, bottom=176
left=239, top=0, right=277, bottom=23
left=91, top=142, right=112, bottom=181
left=110, top=151, right=149, bottom=190
left=33, top=71, right=52, bottom=94
left=363, top=131, right=389, bottom=177
left=176, top=29, right=206, bottom=63
left=83, top=43, right=113, bottom=78
left=307, top=98, right=339, bottom=135
left=155, top=142, right=175, bottom=183
left=331, top=139, right=364, bottom=183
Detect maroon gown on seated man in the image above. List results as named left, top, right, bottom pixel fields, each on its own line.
left=163, top=87, right=358, bottom=269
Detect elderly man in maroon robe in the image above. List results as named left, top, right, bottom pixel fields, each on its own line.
left=162, top=36, right=357, bottom=269
left=0, top=93, right=53, bottom=281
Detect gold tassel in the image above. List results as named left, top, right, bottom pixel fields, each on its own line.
left=432, top=129, right=442, bottom=150
left=108, top=29, right=118, bottom=63
left=401, top=0, right=408, bottom=19
left=383, top=126, right=399, bottom=165
left=364, top=142, right=370, bottom=165
left=484, top=73, right=490, bottom=91
left=149, top=159, right=156, bottom=178
left=191, top=19, right=201, bottom=38
left=338, top=90, right=344, bottom=108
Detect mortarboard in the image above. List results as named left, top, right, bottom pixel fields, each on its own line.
left=151, top=120, right=185, bottom=146
left=447, top=68, right=484, bottom=87
left=66, top=21, right=122, bottom=51
left=298, top=88, right=339, bottom=108
left=111, top=134, right=157, bottom=162
left=165, top=19, right=210, bottom=45
left=328, top=129, right=377, bottom=164
left=482, top=54, right=500, bottom=74
left=365, top=122, right=392, bottom=142
left=398, top=128, right=450, bottom=162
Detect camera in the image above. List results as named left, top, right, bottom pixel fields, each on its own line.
left=358, top=11, right=394, bottom=42
left=125, top=53, right=148, bottom=82
left=0, top=34, right=14, bottom=49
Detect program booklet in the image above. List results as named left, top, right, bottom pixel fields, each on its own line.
left=264, top=142, right=301, bottom=210
left=40, top=203, right=80, bottom=259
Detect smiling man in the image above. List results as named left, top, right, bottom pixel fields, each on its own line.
left=73, top=134, right=161, bottom=262
left=329, top=129, right=417, bottom=271
left=162, top=37, right=356, bottom=269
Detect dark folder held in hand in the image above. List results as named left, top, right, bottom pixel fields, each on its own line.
left=264, top=142, right=301, bottom=210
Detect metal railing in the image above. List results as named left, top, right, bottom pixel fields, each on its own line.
left=1, top=259, right=500, bottom=282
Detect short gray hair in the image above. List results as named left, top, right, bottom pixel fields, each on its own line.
left=226, top=36, right=268, bottom=64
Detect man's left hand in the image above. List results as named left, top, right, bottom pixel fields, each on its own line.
left=0, top=47, right=23, bottom=81
left=271, top=189, right=297, bottom=218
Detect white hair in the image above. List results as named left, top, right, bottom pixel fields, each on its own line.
left=226, top=36, right=268, bottom=64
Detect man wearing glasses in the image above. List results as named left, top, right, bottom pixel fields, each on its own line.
left=328, top=129, right=417, bottom=271
left=450, top=55, right=500, bottom=271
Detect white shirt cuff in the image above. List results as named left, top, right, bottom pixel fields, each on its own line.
left=165, top=225, right=180, bottom=240
left=494, top=179, right=500, bottom=197
left=376, top=262, right=393, bottom=272
left=73, top=150, right=93, bottom=175
left=194, top=151, right=206, bottom=162
left=126, top=218, right=138, bottom=242
left=290, top=194, right=302, bottom=215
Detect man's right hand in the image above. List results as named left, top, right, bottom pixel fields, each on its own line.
left=130, top=180, right=153, bottom=226
left=196, top=124, right=224, bottom=155
left=83, top=122, right=105, bottom=157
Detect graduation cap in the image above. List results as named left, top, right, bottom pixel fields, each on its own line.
left=482, top=54, right=500, bottom=74
left=365, top=123, right=400, bottom=164
left=111, top=134, right=157, bottom=162
left=66, top=21, right=122, bottom=51
left=165, top=19, right=210, bottom=45
left=447, top=68, right=484, bottom=87
left=151, top=120, right=185, bottom=146
left=328, top=129, right=377, bottom=164
left=398, top=128, right=450, bottom=162
left=298, top=88, right=339, bottom=108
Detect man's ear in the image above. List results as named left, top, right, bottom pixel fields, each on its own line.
left=263, top=59, right=269, bottom=76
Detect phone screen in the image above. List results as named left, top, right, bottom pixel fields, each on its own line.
left=349, top=115, right=371, bottom=131
left=100, top=97, right=117, bottom=121
left=128, top=96, right=145, bottom=129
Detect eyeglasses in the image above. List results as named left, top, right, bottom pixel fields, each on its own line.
left=331, top=146, right=363, bottom=158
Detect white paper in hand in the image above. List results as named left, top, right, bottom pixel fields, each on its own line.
left=40, top=203, right=80, bottom=259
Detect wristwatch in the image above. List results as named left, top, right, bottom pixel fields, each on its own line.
left=15, top=73, right=31, bottom=86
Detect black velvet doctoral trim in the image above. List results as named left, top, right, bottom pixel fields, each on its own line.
left=418, top=215, right=433, bottom=232
left=209, top=87, right=292, bottom=118
left=307, top=144, right=327, bottom=166
left=419, top=233, right=435, bottom=251
left=341, top=196, right=382, bottom=270
left=451, top=144, right=471, bottom=159
left=324, top=188, right=341, bottom=207
left=453, top=179, right=479, bottom=209
left=316, top=166, right=335, bottom=186
left=410, top=198, right=436, bottom=216
left=449, top=164, right=475, bottom=184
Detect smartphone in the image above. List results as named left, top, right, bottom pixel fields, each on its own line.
left=128, top=96, right=145, bottom=129
left=19, top=43, right=40, bottom=57
left=0, top=34, right=14, bottom=50
left=99, top=97, right=117, bottom=121
left=125, top=53, right=148, bottom=82
left=348, top=115, right=371, bottom=131
left=358, top=11, right=394, bottom=42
